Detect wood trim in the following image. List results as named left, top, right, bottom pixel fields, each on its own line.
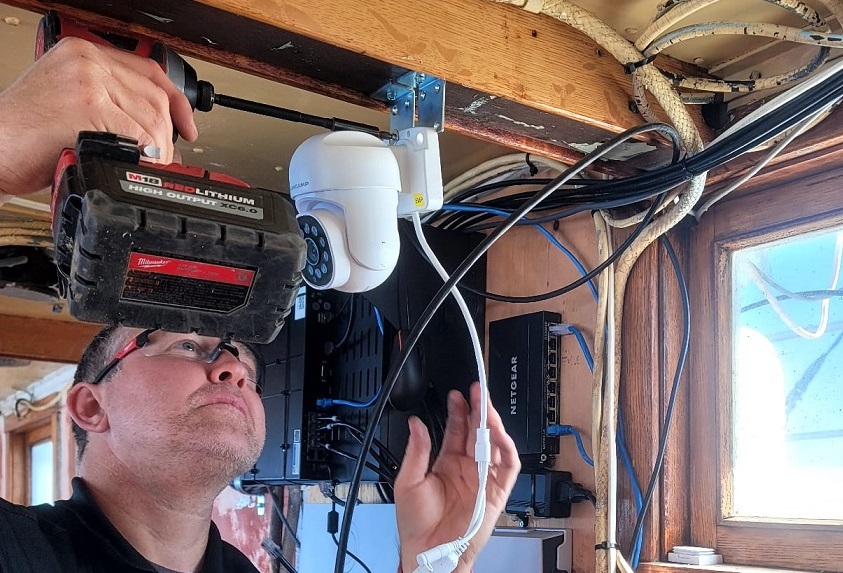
left=619, top=241, right=662, bottom=559
left=717, top=526, right=843, bottom=571
left=688, top=204, right=721, bottom=549
left=4, top=405, right=58, bottom=505
left=0, top=314, right=101, bottom=362
left=687, top=164, right=843, bottom=571
left=639, top=563, right=812, bottom=573
left=658, top=231, right=692, bottom=558
left=705, top=105, right=843, bottom=192
left=4, top=0, right=710, bottom=163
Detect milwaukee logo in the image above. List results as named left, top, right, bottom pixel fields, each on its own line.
left=510, top=356, right=518, bottom=415
left=126, top=171, right=162, bottom=187
left=135, top=257, right=170, bottom=269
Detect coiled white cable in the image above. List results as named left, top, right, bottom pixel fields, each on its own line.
left=410, top=212, right=490, bottom=573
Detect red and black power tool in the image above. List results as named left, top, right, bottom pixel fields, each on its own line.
left=38, top=12, right=307, bottom=343
left=37, top=11, right=203, bottom=115
left=51, top=131, right=306, bottom=343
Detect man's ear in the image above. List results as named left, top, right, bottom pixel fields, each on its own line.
left=66, top=384, right=109, bottom=434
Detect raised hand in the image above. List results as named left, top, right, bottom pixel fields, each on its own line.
left=395, top=382, right=521, bottom=573
left=0, top=36, right=198, bottom=196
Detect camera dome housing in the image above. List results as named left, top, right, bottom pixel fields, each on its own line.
left=289, top=131, right=401, bottom=292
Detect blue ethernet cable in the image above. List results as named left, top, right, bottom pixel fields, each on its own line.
left=553, top=322, right=645, bottom=567
left=440, top=204, right=599, bottom=300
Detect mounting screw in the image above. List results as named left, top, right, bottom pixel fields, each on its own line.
left=386, top=88, right=396, bottom=101
left=596, top=48, right=603, bottom=57
left=749, top=70, right=762, bottom=80
left=404, top=98, right=411, bottom=109
left=628, top=100, right=639, bottom=114
left=420, top=90, right=427, bottom=101
left=391, top=105, right=398, bottom=115
left=434, top=83, right=441, bottom=93
left=52, top=304, right=63, bottom=314
left=434, top=122, right=442, bottom=131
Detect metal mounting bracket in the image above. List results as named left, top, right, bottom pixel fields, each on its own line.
left=373, top=71, right=445, bottom=134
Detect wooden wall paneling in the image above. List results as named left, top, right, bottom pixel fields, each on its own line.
left=657, top=229, right=691, bottom=558
left=485, top=211, right=601, bottom=572
left=617, top=239, right=661, bottom=561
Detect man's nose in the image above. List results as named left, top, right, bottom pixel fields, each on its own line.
left=208, top=354, right=248, bottom=390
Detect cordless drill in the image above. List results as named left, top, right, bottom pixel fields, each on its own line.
left=36, top=11, right=392, bottom=139
left=37, top=11, right=204, bottom=138
left=39, top=13, right=307, bottom=343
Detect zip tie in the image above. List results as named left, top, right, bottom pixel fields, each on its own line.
left=623, top=55, right=657, bottom=74
left=595, top=542, right=621, bottom=551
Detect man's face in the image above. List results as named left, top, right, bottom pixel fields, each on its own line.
left=95, top=328, right=266, bottom=480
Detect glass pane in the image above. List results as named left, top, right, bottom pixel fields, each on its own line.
left=731, top=226, right=843, bottom=520
left=29, top=439, right=54, bottom=506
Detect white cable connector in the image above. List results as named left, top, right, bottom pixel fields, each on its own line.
left=413, top=549, right=462, bottom=573
left=416, top=540, right=467, bottom=571
left=475, top=428, right=491, bottom=463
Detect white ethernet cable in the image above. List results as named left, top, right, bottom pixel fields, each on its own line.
left=410, top=212, right=491, bottom=573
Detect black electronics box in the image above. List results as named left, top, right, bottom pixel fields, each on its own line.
left=488, top=311, right=561, bottom=468
left=506, top=470, right=576, bottom=520
left=239, top=221, right=486, bottom=485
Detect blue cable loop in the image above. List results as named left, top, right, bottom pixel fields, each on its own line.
left=566, top=325, right=595, bottom=371
left=557, top=322, right=644, bottom=567
left=440, top=204, right=599, bottom=300
left=546, top=424, right=594, bottom=466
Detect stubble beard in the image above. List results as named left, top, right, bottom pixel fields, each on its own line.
left=167, top=393, right=266, bottom=485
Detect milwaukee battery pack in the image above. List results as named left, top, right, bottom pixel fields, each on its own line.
left=52, top=132, right=306, bottom=343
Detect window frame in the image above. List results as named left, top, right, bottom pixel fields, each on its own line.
left=686, top=167, right=843, bottom=571
left=4, top=406, right=58, bottom=506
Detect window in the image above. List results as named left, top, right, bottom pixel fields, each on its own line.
left=27, top=427, right=55, bottom=505
left=686, top=168, right=843, bottom=572
left=5, top=409, right=58, bottom=506
left=731, top=228, right=843, bottom=521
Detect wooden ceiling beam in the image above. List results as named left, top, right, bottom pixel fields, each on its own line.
left=0, top=315, right=100, bottom=362
left=4, top=0, right=710, bottom=161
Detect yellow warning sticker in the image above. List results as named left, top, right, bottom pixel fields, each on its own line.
left=413, top=193, right=425, bottom=207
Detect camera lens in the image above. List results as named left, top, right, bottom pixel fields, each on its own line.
left=305, top=237, right=319, bottom=265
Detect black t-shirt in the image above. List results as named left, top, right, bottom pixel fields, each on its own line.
left=0, top=477, right=259, bottom=573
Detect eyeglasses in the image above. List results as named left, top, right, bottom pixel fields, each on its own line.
left=92, top=328, right=261, bottom=394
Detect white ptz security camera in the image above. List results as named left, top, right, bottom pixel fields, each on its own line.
left=289, top=127, right=443, bottom=293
